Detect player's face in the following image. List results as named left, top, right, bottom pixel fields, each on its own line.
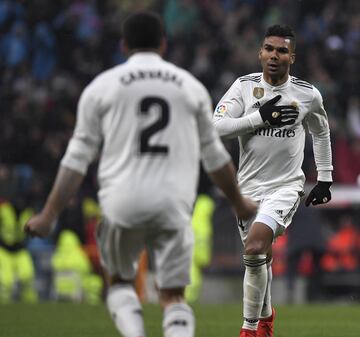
left=259, top=36, right=295, bottom=85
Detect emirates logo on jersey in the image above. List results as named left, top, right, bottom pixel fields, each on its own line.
left=253, top=87, right=264, bottom=99
left=254, top=127, right=296, bottom=138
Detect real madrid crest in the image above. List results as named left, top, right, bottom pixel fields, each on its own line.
left=253, top=87, right=264, bottom=99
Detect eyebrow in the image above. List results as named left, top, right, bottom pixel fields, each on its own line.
left=263, top=43, right=290, bottom=53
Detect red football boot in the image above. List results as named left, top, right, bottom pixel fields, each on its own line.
left=257, top=308, right=276, bottom=337
left=239, top=328, right=257, bottom=337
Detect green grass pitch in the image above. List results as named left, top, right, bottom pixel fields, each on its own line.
left=1, top=303, right=360, bottom=337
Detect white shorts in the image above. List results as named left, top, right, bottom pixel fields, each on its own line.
left=96, top=219, right=194, bottom=289
left=238, top=188, right=305, bottom=243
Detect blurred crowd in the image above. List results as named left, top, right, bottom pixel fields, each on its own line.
left=0, top=0, right=360, bottom=302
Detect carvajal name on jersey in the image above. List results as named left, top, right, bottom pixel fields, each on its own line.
left=120, top=70, right=183, bottom=87
left=254, top=127, right=295, bottom=138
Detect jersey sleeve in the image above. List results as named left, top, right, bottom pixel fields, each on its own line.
left=305, top=87, right=333, bottom=182
left=195, top=84, right=231, bottom=172
left=61, top=83, right=102, bottom=174
left=213, top=79, right=263, bottom=138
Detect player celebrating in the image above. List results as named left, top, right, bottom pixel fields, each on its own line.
left=25, top=11, right=257, bottom=337
left=213, top=24, right=333, bottom=337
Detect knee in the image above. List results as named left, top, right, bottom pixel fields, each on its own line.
left=244, top=239, right=268, bottom=255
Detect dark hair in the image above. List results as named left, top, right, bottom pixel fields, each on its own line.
left=265, top=24, right=296, bottom=50
left=122, top=11, right=164, bottom=50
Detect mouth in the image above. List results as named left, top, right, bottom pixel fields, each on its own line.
left=268, top=63, right=278, bottom=71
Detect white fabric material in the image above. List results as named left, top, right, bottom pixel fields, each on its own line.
left=61, top=52, right=230, bottom=229
left=238, top=187, right=304, bottom=242
left=213, top=73, right=333, bottom=199
left=96, top=220, right=193, bottom=287
left=106, top=284, right=145, bottom=337
left=163, top=303, right=195, bottom=337
left=260, top=263, right=273, bottom=319
left=242, top=255, right=268, bottom=325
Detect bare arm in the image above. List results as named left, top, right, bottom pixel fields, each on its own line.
left=24, top=165, right=85, bottom=238
left=208, top=161, right=257, bottom=220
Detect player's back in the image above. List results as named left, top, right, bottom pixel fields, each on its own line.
left=92, top=53, right=206, bottom=228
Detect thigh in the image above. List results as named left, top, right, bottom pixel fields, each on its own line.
left=238, top=188, right=304, bottom=243
left=148, top=225, right=193, bottom=289
left=96, top=220, right=145, bottom=280
left=260, top=188, right=304, bottom=232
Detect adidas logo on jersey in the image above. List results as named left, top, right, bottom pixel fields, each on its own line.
left=252, top=101, right=261, bottom=109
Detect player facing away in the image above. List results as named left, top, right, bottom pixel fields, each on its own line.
left=213, top=25, right=333, bottom=337
left=25, top=11, right=257, bottom=337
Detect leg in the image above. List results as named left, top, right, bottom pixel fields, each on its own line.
left=106, top=274, right=146, bottom=337
left=241, top=222, right=273, bottom=332
left=160, top=287, right=195, bottom=337
left=151, top=226, right=194, bottom=337
left=260, top=251, right=273, bottom=319
left=97, top=222, right=146, bottom=337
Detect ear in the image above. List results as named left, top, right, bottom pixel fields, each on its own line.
left=290, top=52, right=296, bottom=65
left=159, top=37, right=167, bottom=56
left=258, top=48, right=262, bottom=61
left=121, top=39, right=130, bottom=56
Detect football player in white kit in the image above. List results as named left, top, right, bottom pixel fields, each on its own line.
left=25, top=11, right=257, bottom=337
left=213, top=25, right=333, bottom=337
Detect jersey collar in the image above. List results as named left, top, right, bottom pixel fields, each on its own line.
left=127, top=52, right=163, bottom=64
left=260, top=74, right=291, bottom=91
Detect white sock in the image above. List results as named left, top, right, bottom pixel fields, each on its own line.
left=260, top=261, right=273, bottom=319
left=106, top=284, right=146, bottom=337
left=163, top=302, right=195, bottom=337
left=242, top=254, right=267, bottom=330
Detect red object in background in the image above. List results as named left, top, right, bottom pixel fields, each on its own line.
left=321, top=217, right=359, bottom=272
left=272, top=234, right=288, bottom=276
left=334, top=136, right=360, bottom=184
left=84, top=217, right=101, bottom=272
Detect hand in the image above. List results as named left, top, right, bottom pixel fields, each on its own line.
left=235, top=196, right=258, bottom=220
left=24, top=212, right=55, bottom=238
left=305, top=181, right=332, bottom=207
left=259, top=95, right=299, bottom=127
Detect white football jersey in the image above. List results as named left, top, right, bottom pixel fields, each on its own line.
left=213, top=72, right=333, bottom=200
left=61, top=52, right=230, bottom=228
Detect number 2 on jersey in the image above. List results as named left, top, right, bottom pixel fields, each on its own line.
left=138, top=97, right=170, bottom=155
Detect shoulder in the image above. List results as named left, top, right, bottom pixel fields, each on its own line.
left=84, top=65, right=123, bottom=95
left=238, top=72, right=262, bottom=83
left=168, top=61, right=211, bottom=99
left=290, top=76, right=314, bottom=90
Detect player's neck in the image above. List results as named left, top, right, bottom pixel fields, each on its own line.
left=263, top=73, right=289, bottom=87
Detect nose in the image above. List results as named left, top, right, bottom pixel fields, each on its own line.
left=270, top=50, right=278, bottom=60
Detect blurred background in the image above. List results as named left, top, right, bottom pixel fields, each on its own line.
left=0, top=0, right=359, bottom=305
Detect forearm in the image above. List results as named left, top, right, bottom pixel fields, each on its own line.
left=42, top=165, right=85, bottom=220
left=208, top=161, right=244, bottom=206
left=312, top=133, right=333, bottom=182
left=213, top=112, right=264, bottom=138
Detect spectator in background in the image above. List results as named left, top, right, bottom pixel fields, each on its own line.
left=0, top=20, right=28, bottom=68
left=32, top=22, right=57, bottom=82
left=286, top=203, right=326, bottom=303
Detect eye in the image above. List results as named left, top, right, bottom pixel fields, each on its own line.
left=277, top=47, right=289, bottom=54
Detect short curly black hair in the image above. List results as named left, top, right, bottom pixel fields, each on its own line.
left=122, top=11, right=164, bottom=50
left=265, top=24, right=296, bottom=50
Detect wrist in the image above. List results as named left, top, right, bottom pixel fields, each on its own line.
left=318, top=181, right=332, bottom=188
left=249, top=111, right=265, bottom=129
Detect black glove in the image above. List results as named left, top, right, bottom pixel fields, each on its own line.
left=259, top=95, right=299, bottom=127
left=305, top=181, right=332, bottom=206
